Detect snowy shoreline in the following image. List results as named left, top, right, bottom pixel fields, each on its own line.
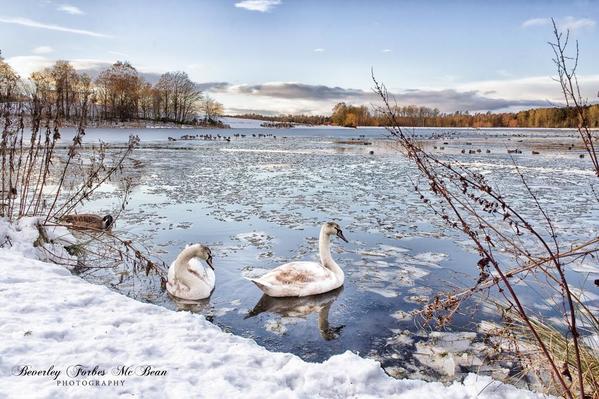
left=0, top=221, right=549, bottom=398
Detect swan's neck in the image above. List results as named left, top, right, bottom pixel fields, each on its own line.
left=177, top=247, right=199, bottom=266
left=319, top=227, right=343, bottom=279
left=174, top=248, right=206, bottom=283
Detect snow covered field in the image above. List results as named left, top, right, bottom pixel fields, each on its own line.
left=0, top=220, right=549, bottom=398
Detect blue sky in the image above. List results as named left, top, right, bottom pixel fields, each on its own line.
left=1, top=0, right=598, bottom=114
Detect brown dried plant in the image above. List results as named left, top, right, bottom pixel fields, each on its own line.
left=372, top=21, right=598, bottom=399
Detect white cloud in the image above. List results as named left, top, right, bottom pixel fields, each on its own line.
left=5, top=55, right=54, bottom=77
left=57, top=4, right=85, bottom=15
left=313, top=48, right=325, bottom=52
left=382, top=49, right=392, bottom=53
left=522, top=16, right=596, bottom=31
left=456, top=74, right=599, bottom=105
left=234, top=0, right=281, bottom=12
left=69, top=58, right=114, bottom=71
left=560, top=16, right=596, bottom=31
left=0, top=16, right=110, bottom=38
left=6, top=55, right=113, bottom=78
left=32, top=46, right=54, bottom=54
left=522, top=17, right=549, bottom=28
left=6, top=54, right=169, bottom=83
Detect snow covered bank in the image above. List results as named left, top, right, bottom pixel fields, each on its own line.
left=0, top=224, right=549, bottom=398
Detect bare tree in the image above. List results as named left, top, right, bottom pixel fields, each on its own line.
left=549, top=18, right=599, bottom=176
left=201, top=96, right=224, bottom=123
left=155, top=71, right=202, bottom=123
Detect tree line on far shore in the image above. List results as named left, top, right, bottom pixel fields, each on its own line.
left=4, top=49, right=598, bottom=129
left=234, top=101, right=599, bottom=128
left=0, top=54, right=224, bottom=126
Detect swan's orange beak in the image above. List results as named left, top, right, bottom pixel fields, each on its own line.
left=206, top=255, right=214, bottom=270
left=336, top=229, right=348, bottom=243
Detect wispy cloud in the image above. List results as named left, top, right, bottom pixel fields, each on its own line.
left=522, top=16, right=596, bottom=31
left=235, top=0, right=281, bottom=12
left=57, top=4, right=85, bottom=15
left=5, top=55, right=54, bottom=77
left=521, top=17, right=549, bottom=28
left=313, top=48, right=325, bottom=53
left=381, top=49, right=392, bottom=53
left=6, top=55, right=164, bottom=82
left=560, top=16, right=596, bottom=31
left=6, top=55, right=111, bottom=78
left=0, top=16, right=110, bottom=37
left=32, top=46, right=54, bottom=54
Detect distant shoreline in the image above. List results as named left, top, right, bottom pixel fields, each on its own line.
left=224, top=117, right=593, bottom=131
left=225, top=115, right=599, bottom=131
left=23, top=118, right=231, bottom=130
left=41, top=116, right=595, bottom=132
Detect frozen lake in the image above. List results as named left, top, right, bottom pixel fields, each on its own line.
left=62, top=126, right=599, bottom=385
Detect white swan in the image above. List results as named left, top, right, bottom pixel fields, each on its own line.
left=248, top=222, right=348, bottom=297
left=167, top=244, right=215, bottom=300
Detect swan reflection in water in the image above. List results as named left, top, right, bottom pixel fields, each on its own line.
left=245, top=287, right=344, bottom=340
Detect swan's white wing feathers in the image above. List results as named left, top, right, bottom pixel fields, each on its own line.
left=251, top=261, right=340, bottom=297
left=257, top=261, right=328, bottom=285
left=166, top=258, right=214, bottom=300
left=188, top=258, right=209, bottom=278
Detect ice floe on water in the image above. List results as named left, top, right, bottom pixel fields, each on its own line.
left=264, top=317, right=304, bottom=335
left=391, top=310, right=413, bottom=321
left=372, top=324, right=524, bottom=386
left=351, top=245, right=449, bottom=298
left=235, top=231, right=273, bottom=249
left=413, top=252, right=448, bottom=265
left=413, top=332, right=489, bottom=378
